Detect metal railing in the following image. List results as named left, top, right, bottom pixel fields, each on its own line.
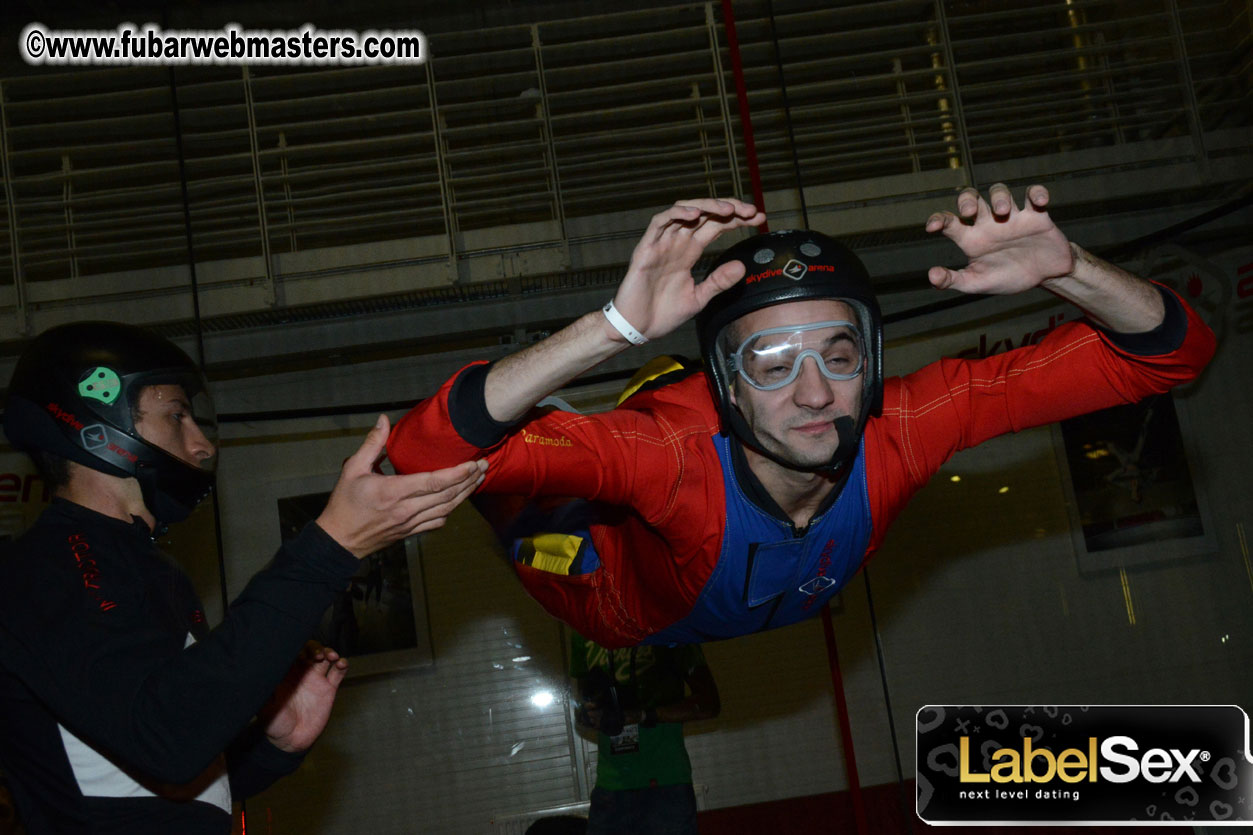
left=0, top=0, right=1247, bottom=337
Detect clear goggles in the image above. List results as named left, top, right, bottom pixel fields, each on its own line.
left=726, top=320, right=865, bottom=391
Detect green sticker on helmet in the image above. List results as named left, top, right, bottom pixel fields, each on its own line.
left=79, top=367, right=121, bottom=405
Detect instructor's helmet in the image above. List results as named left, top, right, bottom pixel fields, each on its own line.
left=3, top=321, right=217, bottom=523
left=696, top=230, right=883, bottom=473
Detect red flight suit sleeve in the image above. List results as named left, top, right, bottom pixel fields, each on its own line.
left=864, top=285, right=1215, bottom=551
left=387, top=362, right=700, bottom=527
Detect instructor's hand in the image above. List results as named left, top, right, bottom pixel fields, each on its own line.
left=261, top=642, right=348, bottom=753
left=610, top=197, right=765, bottom=342
left=316, top=414, right=486, bottom=558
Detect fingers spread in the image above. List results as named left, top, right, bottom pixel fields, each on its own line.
left=925, top=211, right=969, bottom=246
left=925, top=211, right=959, bottom=235
left=987, top=182, right=1014, bottom=218
left=956, top=187, right=982, bottom=219
left=1026, top=183, right=1050, bottom=210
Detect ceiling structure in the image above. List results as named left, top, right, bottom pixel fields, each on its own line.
left=0, top=0, right=1248, bottom=412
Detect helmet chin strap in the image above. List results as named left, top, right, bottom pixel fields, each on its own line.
left=133, top=456, right=214, bottom=529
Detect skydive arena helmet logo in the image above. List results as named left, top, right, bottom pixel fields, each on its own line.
left=917, top=705, right=1253, bottom=824
left=783, top=259, right=808, bottom=280
left=80, top=424, right=108, bottom=450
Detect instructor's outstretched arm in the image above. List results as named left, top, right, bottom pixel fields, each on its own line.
left=483, top=198, right=765, bottom=423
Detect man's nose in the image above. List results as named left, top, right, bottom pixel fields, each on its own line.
left=187, top=422, right=216, bottom=462
left=791, top=355, right=835, bottom=410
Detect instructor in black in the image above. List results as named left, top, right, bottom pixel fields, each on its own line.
left=0, top=321, right=485, bottom=834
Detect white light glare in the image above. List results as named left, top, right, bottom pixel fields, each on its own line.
left=531, top=690, right=555, bottom=708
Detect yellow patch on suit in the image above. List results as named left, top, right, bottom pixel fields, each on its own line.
left=616, top=356, right=687, bottom=405
left=517, top=532, right=585, bottom=575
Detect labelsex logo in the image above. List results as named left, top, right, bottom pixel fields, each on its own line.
left=960, top=735, right=1207, bottom=784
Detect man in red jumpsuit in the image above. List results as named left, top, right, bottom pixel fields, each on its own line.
left=388, top=185, right=1215, bottom=648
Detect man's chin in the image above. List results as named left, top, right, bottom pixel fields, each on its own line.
left=761, top=437, right=839, bottom=471
left=781, top=451, right=837, bottom=470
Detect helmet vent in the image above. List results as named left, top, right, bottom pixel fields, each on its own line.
left=77, top=367, right=121, bottom=405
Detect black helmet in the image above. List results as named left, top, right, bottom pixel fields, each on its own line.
left=696, top=230, right=883, bottom=472
left=3, top=321, right=216, bottom=523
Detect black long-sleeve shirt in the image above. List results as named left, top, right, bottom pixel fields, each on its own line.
left=0, top=498, right=359, bottom=834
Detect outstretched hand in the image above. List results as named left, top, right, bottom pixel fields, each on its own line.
left=316, top=414, right=486, bottom=558
left=925, top=183, right=1074, bottom=295
left=261, top=642, right=348, bottom=753
left=611, top=197, right=766, bottom=341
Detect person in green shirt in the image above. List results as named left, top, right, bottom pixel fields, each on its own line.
left=570, top=632, right=720, bottom=835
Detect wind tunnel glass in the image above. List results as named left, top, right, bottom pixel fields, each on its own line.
left=729, top=320, right=865, bottom=391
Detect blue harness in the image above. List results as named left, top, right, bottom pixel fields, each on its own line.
left=643, top=433, right=873, bottom=645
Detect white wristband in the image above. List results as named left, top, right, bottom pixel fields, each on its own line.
left=602, top=300, right=648, bottom=346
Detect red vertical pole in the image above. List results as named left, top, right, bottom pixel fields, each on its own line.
left=719, top=0, right=768, bottom=230
left=822, top=603, right=869, bottom=835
